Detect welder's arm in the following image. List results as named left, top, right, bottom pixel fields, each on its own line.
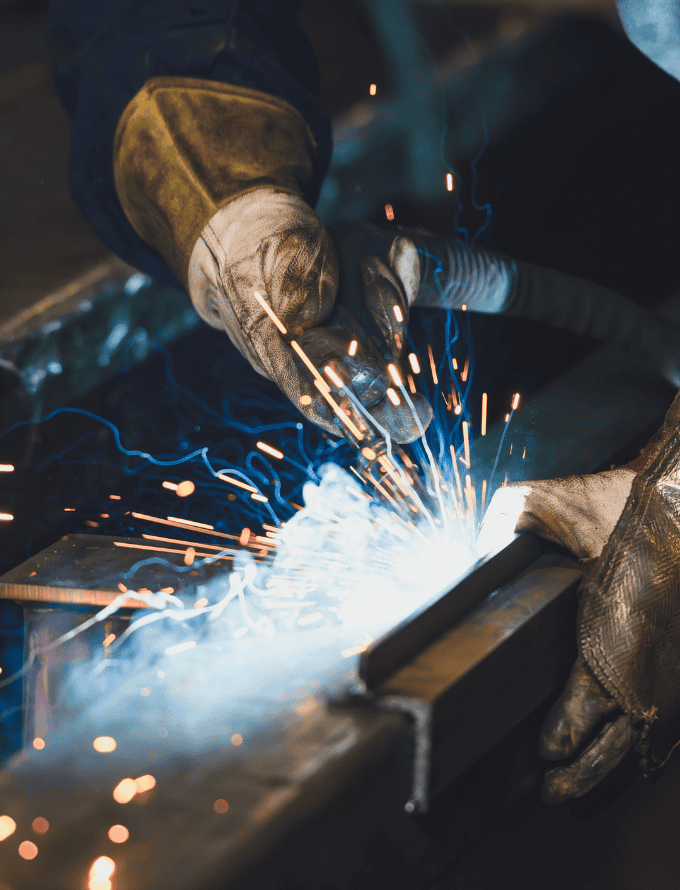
left=398, top=232, right=680, bottom=387
left=478, top=392, right=680, bottom=804
left=113, top=79, right=432, bottom=442
left=48, top=0, right=430, bottom=442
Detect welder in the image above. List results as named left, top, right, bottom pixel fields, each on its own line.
left=48, top=0, right=680, bottom=805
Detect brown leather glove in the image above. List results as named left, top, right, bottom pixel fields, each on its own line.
left=479, top=391, right=680, bottom=803
left=113, top=76, right=431, bottom=442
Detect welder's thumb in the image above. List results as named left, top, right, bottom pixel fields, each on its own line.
left=477, top=468, right=635, bottom=561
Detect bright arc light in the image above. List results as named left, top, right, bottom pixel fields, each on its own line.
left=446, top=172, right=454, bottom=191
left=0, top=464, right=14, bottom=472
left=0, top=513, right=13, bottom=521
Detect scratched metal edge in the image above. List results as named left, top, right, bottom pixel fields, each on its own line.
left=359, top=531, right=545, bottom=689
left=0, top=582, right=150, bottom=609
left=0, top=534, right=228, bottom=608
left=376, top=554, right=582, bottom=810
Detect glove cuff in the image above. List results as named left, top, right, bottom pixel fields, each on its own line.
left=113, top=77, right=318, bottom=288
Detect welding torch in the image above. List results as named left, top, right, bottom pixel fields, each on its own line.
left=289, top=221, right=437, bottom=520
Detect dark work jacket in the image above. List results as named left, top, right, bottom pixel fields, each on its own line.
left=48, top=0, right=332, bottom=289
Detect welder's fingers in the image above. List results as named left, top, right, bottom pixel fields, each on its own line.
left=296, top=326, right=433, bottom=444
left=477, top=470, right=635, bottom=562
left=539, top=655, right=619, bottom=761
left=295, top=325, right=388, bottom=408
left=540, top=713, right=638, bottom=806
left=360, top=256, right=409, bottom=361
left=367, top=392, right=434, bottom=445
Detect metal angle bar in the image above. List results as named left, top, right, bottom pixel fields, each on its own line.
left=359, top=532, right=545, bottom=690
left=378, top=551, right=582, bottom=813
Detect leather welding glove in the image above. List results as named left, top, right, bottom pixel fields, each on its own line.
left=478, top=391, right=680, bottom=804
left=113, top=77, right=431, bottom=443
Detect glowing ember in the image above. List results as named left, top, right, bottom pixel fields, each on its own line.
left=0, top=816, right=16, bottom=841
left=108, top=824, right=129, bottom=843
left=213, top=799, right=229, bottom=813
left=176, top=480, right=195, bottom=497
left=31, top=817, right=49, bottom=834
left=18, top=841, right=38, bottom=860
left=113, top=779, right=137, bottom=804
left=93, top=736, right=116, bottom=753
left=32, top=737, right=45, bottom=750
left=134, top=775, right=156, bottom=793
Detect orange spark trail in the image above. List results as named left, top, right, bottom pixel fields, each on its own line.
left=427, top=344, right=438, bottom=385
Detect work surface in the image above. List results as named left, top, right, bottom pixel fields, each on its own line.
left=0, top=317, right=675, bottom=889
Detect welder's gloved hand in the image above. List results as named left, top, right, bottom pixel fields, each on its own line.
left=113, top=77, right=430, bottom=443
left=478, top=391, right=680, bottom=804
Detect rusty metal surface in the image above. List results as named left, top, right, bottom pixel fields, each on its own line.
left=0, top=534, right=229, bottom=609
left=359, top=532, right=545, bottom=690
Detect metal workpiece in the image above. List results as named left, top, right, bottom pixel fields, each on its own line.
left=0, top=533, right=227, bottom=609
left=377, top=549, right=581, bottom=813
left=359, top=532, right=546, bottom=690
left=0, top=257, right=199, bottom=423
left=0, top=692, right=411, bottom=890
left=0, top=534, right=229, bottom=751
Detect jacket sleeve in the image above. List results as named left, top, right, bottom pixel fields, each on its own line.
left=47, top=0, right=332, bottom=289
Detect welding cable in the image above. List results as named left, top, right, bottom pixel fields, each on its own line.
left=406, top=232, right=680, bottom=388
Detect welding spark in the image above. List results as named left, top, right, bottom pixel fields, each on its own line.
left=253, top=291, right=287, bottom=335
left=165, top=641, right=197, bottom=656
left=348, top=340, right=358, bottom=356
left=256, top=441, right=284, bottom=460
